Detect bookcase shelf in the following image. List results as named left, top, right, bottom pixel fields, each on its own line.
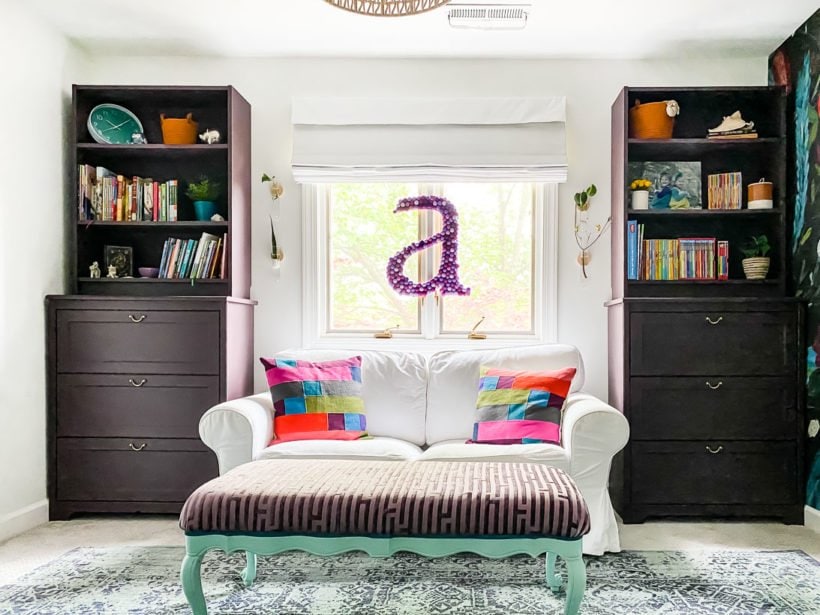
left=71, top=85, right=250, bottom=298
left=77, top=221, right=230, bottom=228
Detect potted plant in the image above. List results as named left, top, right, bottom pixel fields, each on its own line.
left=629, top=178, right=652, bottom=210
left=185, top=176, right=222, bottom=220
left=740, top=234, right=771, bottom=279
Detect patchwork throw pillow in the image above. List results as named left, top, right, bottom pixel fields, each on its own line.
left=471, top=365, right=576, bottom=445
left=260, top=356, right=367, bottom=443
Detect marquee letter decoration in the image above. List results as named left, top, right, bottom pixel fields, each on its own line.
left=386, top=195, right=470, bottom=297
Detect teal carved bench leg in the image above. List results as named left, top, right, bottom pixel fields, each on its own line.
left=563, top=551, right=587, bottom=615
left=181, top=549, right=208, bottom=615
left=546, top=552, right=561, bottom=593
left=241, top=551, right=257, bottom=587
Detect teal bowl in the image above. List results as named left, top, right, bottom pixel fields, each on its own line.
left=193, top=200, right=218, bottom=221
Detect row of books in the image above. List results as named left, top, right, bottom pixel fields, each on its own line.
left=627, top=221, right=728, bottom=280
left=707, top=172, right=742, bottom=209
left=158, top=232, right=226, bottom=279
left=78, top=164, right=178, bottom=222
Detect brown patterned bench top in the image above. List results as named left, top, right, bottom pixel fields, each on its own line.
left=180, top=460, right=590, bottom=539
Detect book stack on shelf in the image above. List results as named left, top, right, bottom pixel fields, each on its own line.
left=158, top=232, right=225, bottom=280
left=627, top=221, right=729, bottom=281
left=79, top=164, right=178, bottom=221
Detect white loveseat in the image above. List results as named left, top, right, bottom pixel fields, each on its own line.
left=199, top=344, right=629, bottom=555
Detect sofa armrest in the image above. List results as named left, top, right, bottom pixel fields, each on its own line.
left=562, top=392, right=630, bottom=555
left=199, top=393, right=274, bottom=475
left=563, top=393, right=629, bottom=475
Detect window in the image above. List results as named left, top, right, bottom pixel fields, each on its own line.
left=303, top=182, right=557, bottom=346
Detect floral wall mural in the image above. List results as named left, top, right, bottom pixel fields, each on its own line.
left=770, top=8, right=820, bottom=510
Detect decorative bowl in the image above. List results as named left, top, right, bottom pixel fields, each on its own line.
left=138, top=267, right=160, bottom=278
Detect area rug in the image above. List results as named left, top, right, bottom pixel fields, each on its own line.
left=0, top=547, right=817, bottom=614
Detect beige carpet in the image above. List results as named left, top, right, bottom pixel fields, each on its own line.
left=0, top=516, right=818, bottom=586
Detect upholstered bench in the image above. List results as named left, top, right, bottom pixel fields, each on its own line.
left=179, top=459, right=590, bottom=615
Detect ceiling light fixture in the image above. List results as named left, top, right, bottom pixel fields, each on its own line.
left=323, top=0, right=452, bottom=17
left=447, top=3, right=530, bottom=30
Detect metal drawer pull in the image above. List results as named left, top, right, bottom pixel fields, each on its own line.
left=128, top=314, right=146, bottom=323
left=128, top=378, right=147, bottom=387
left=129, top=442, right=147, bottom=452
left=704, top=316, right=723, bottom=325
left=705, top=445, right=723, bottom=454
left=705, top=381, right=723, bottom=390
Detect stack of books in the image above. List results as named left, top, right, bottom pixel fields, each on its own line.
left=158, top=232, right=226, bottom=279
left=78, top=164, right=178, bottom=222
left=707, top=172, right=742, bottom=209
left=627, top=221, right=728, bottom=281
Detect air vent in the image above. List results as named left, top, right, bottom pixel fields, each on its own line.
left=448, top=4, right=529, bottom=30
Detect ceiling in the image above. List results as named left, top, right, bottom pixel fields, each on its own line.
left=23, top=0, right=818, bottom=59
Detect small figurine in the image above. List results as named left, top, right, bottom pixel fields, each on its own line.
left=106, top=264, right=118, bottom=279
left=198, top=129, right=221, bottom=144
left=130, top=131, right=148, bottom=144
left=89, top=261, right=101, bottom=278
left=210, top=213, right=225, bottom=222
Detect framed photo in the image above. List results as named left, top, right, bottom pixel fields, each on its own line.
left=628, top=161, right=702, bottom=209
left=104, top=245, right=133, bottom=278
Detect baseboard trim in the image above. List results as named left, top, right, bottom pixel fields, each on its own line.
left=0, top=499, right=48, bottom=544
left=806, top=505, right=820, bottom=534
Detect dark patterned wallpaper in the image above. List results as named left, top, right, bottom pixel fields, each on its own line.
left=770, top=9, right=820, bottom=510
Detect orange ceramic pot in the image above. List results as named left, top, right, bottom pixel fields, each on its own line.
left=629, top=100, right=675, bottom=139
left=160, top=112, right=198, bottom=145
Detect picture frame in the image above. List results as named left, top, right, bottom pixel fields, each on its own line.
left=628, top=161, right=702, bottom=209
left=104, top=245, right=133, bottom=278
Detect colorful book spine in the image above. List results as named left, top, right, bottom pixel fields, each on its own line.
left=627, top=220, right=638, bottom=280
left=717, top=240, right=729, bottom=280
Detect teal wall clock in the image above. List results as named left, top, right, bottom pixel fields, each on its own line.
left=87, top=103, right=144, bottom=144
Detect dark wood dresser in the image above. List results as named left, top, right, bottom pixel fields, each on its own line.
left=608, top=298, right=805, bottom=523
left=46, top=296, right=254, bottom=519
left=608, top=86, right=805, bottom=523
left=46, top=85, right=255, bottom=519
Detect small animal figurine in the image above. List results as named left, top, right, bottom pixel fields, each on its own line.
left=198, top=129, right=221, bottom=144
left=106, top=264, right=118, bottom=279
left=89, top=261, right=101, bottom=278
left=130, top=131, right=148, bottom=144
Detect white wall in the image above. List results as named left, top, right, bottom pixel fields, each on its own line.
left=0, top=0, right=87, bottom=539
left=83, top=56, right=767, bottom=400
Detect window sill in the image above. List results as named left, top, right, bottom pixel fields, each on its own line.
left=305, top=335, right=549, bottom=354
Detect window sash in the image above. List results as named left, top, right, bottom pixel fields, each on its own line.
left=302, top=183, right=557, bottom=348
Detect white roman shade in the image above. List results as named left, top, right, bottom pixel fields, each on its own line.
left=291, top=97, right=567, bottom=183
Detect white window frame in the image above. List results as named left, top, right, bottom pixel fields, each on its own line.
left=301, top=182, right=558, bottom=350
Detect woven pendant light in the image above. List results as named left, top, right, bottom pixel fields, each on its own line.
left=323, top=0, right=451, bottom=17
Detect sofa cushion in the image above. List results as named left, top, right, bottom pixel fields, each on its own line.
left=273, top=349, right=428, bottom=446
left=426, top=344, right=585, bottom=445
left=472, top=365, right=576, bottom=445
left=260, top=356, right=368, bottom=442
left=255, top=436, right=422, bottom=461
left=417, top=440, right=569, bottom=471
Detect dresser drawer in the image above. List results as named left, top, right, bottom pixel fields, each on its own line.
left=630, top=310, right=796, bottom=376
left=629, top=377, right=796, bottom=440
left=631, top=441, right=797, bottom=505
left=56, top=438, right=217, bottom=502
left=56, top=375, right=220, bottom=438
left=56, top=309, right=220, bottom=374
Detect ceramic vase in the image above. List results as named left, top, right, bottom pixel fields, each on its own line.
left=631, top=190, right=649, bottom=210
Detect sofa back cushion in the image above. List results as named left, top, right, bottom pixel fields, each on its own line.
left=273, top=349, right=428, bottom=445
left=426, top=344, right=585, bottom=445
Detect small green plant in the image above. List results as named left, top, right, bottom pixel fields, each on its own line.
left=740, top=235, right=771, bottom=258
left=185, top=176, right=221, bottom=201
left=574, top=184, right=597, bottom=212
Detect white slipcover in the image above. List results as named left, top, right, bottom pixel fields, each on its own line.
left=198, top=345, right=629, bottom=555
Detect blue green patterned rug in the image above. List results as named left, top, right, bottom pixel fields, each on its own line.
left=0, top=547, right=817, bottom=614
